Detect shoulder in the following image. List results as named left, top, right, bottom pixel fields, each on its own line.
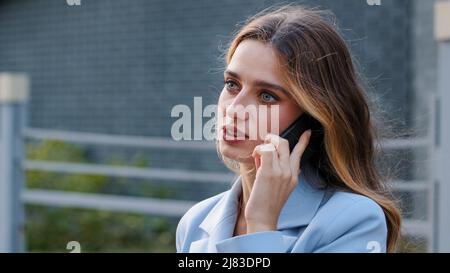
left=178, top=191, right=225, bottom=228
left=304, top=190, right=388, bottom=252
left=318, top=190, right=386, bottom=221
left=175, top=190, right=226, bottom=252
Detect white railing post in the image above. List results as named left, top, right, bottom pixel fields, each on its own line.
left=434, top=0, right=450, bottom=253
left=0, top=73, right=29, bottom=252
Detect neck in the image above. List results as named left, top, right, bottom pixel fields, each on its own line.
left=238, top=162, right=256, bottom=213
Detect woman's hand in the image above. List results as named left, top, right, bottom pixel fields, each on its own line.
left=245, top=130, right=312, bottom=233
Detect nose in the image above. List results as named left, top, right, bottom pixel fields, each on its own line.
left=225, top=104, right=250, bottom=124
left=224, top=90, right=253, bottom=122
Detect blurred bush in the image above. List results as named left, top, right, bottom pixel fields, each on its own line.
left=25, top=140, right=177, bottom=252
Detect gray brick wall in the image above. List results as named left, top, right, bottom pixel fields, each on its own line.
left=0, top=0, right=417, bottom=137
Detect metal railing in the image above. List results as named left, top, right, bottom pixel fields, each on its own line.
left=21, top=128, right=234, bottom=217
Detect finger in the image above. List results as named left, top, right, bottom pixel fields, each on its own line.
left=263, top=135, right=281, bottom=168
left=252, top=145, right=261, bottom=169
left=264, top=134, right=290, bottom=175
left=253, top=143, right=276, bottom=170
left=264, top=133, right=280, bottom=147
left=254, top=151, right=261, bottom=169
left=290, top=129, right=312, bottom=172
left=264, top=134, right=290, bottom=162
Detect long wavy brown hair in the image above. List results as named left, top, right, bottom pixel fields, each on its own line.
left=222, top=4, right=402, bottom=252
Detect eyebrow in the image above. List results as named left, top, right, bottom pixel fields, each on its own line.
left=224, top=69, right=290, bottom=96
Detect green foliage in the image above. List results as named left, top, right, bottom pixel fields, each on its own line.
left=25, top=140, right=177, bottom=252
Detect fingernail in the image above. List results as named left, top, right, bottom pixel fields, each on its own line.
left=260, top=143, right=276, bottom=152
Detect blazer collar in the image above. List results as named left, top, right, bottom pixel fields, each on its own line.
left=198, top=163, right=327, bottom=236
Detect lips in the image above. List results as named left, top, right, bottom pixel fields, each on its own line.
left=222, top=125, right=248, bottom=140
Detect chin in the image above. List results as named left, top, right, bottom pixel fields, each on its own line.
left=219, top=139, right=255, bottom=164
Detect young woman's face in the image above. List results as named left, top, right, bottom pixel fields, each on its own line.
left=218, top=39, right=303, bottom=164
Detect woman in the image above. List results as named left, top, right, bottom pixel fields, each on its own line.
left=176, top=5, right=401, bottom=253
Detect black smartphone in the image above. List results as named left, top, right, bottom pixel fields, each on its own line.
left=280, top=113, right=324, bottom=166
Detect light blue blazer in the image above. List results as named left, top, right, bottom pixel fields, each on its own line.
left=176, top=163, right=388, bottom=253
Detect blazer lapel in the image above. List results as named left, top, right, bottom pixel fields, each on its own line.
left=194, top=176, right=242, bottom=252
left=277, top=163, right=327, bottom=229
left=191, top=163, right=327, bottom=252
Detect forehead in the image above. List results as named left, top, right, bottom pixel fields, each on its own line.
left=227, top=39, right=286, bottom=85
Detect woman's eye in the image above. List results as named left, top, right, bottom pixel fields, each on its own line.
left=260, top=91, right=277, bottom=103
left=224, top=80, right=239, bottom=92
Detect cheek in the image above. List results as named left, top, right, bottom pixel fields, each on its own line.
left=217, top=90, right=237, bottom=139
left=218, top=89, right=234, bottom=108
left=265, top=105, right=302, bottom=135
left=276, top=115, right=293, bottom=134
left=260, top=106, right=287, bottom=136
